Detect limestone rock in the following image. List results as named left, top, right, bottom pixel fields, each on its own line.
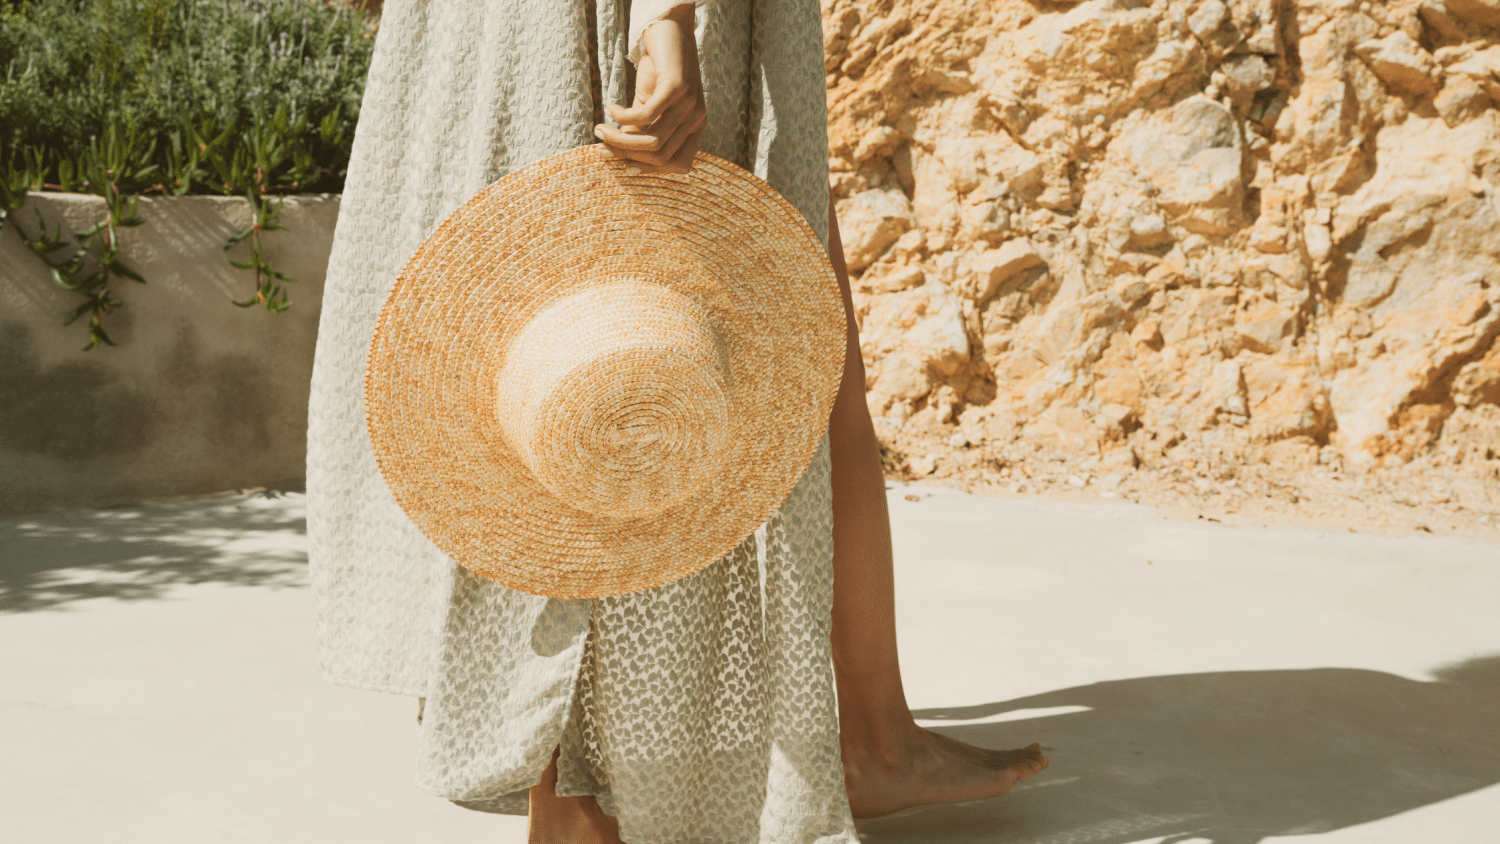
left=1420, top=2, right=1461, bottom=44
left=1210, top=359, right=1249, bottom=416
left=1454, top=343, right=1500, bottom=406
left=1120, top=97, right=1244, bottom=234
left=1446, top=0, right=1500, bottom=27
left=836, top=188, right=916, bottom=272
left=863, top=263, right=926, bottom=293
left=1233, top=297, right=1299, bottom=354
left=861, top=282, right=970, bottom=408
left=1329, top=197, right=1500, bottom=452
left=1432, top=46, right=1500, bottom=125
left=1023, top=406, right=1102, bottom=459
left=961, top=239, right=1045, bottom=303
left=1355, top=31, right=1438, bottom=96
left=1435, top=75, right=1495, bottom=127
left=1219, top=53, right=1277, bottom=112
left=825, top=0, right=1500, bottom=482
left=1243, top=359, right=1328, bottom=442
left=1444, top=45, right=1500, bottom=104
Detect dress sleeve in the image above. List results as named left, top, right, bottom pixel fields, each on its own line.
left=628, top=0, right=706, bottom=65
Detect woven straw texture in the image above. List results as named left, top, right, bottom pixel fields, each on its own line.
left=365, top=147, right=845, bottom=598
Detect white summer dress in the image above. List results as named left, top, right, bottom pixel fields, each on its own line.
left=303, top=0, right=857, bottom=841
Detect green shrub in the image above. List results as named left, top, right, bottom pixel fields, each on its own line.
left=1, top=0, right=375, bottom=196
left=1, top=0, right=377, bottom=347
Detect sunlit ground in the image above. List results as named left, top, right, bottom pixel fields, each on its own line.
left=2, top=486, right=1496, bottom=843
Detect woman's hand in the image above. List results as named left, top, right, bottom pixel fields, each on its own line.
left=594, top=4, right=707, bottom=174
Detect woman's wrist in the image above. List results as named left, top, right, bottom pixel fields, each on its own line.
left=630, top=1, right=698, bottom=65
left=643, top=7, right=696, bottom=58
left=653, top=3, right=696, bottom=30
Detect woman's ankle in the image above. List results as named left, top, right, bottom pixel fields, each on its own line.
left=839, top=710, right=924, bottom=770
left=527, top=749, right=624, bottom=844
left=528, top=789, right=623, bottom=844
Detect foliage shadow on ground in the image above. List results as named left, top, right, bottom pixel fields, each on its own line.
left=0, top=491, right=307, bottom=613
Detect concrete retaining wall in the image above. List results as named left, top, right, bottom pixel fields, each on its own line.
left=0, top=193, right=339, bottom=516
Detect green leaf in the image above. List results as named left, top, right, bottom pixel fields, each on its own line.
left=59, top=247, right=89, bottom=275
left=50, top=267, right=78, bottom=291
left=319, top=107, right=342, bottom=144
left=26, top=209, right=67, bottom=253
left=63, top=301, right=93, bottom=325
left=62, top=252, right=88, bottom=275
left=111, top=261, right=146, bottom=283
left=76, top=268, right=108, bottom=292
left=85, top=315, right=116, bottom=350
left=29, top=236, right=70, bottom=257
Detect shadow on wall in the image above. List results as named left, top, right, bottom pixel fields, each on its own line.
left=0, top=322, right=302, bottom=515
left=862, top=658, right=1500, bottom=844
left=0, top=492, right=307, bottom=613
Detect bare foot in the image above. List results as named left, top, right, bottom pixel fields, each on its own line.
left=842, top=726, right=1050, bottom=819
left=528, top=751, right=624, bottom=844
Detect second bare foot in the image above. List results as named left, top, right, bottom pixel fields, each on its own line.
left=842, top=726, right=1049, bottom=819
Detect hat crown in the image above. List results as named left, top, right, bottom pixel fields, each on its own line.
left=494, top=280, right=734, bottom=519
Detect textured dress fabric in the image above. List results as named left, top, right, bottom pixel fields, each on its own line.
left=304, top=0, right=856, bottom=840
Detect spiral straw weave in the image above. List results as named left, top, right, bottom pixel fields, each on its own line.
left=365, top=147, right=846, bottom=598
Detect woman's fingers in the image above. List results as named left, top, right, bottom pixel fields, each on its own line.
left=595, top=79, right=706, bottom=172
left=607, top=85, right=683, bottom=129
left=596, top=108, right=705, bottom=173
left=613, top=122, right=699, bottom=173
left=663, top=128, right=704, bottom=173
left=594, top=125, right=658, bottom=153
left=596, top=94, right=699, bottom=150
left=653, top=111, right=706, bottom=166
left=595, top=102, right=686, bottom=151
left=595, top=127, right=704, bottom=174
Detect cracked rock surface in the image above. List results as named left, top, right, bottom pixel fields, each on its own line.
left=825, top=0, right=1500, bottom=537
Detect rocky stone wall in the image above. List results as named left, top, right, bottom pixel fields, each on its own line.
left=827, top=0, right=1500, bottom=526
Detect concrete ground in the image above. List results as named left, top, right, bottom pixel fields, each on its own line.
left=2, top=485, right=1497, bottom=844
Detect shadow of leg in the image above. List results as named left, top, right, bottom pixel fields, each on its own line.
left=857, top=659, right=1500, bottom=844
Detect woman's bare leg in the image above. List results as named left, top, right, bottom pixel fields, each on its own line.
left=527, top=749, right=624, bottom=844
left=528, top=202, right=1046, bottom=834
left=825, top=201, right=1049, bottom=819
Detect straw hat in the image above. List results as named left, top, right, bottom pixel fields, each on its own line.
left=365, top=147, right=846, bottom=599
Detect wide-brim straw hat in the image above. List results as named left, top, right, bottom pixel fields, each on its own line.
left=365, top=147, right=846, bottom=599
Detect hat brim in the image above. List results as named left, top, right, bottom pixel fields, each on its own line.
left=365, top=148, right=846, bottom=598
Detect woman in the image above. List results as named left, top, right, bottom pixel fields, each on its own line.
left=307, top=1, right=1047, bottom=841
